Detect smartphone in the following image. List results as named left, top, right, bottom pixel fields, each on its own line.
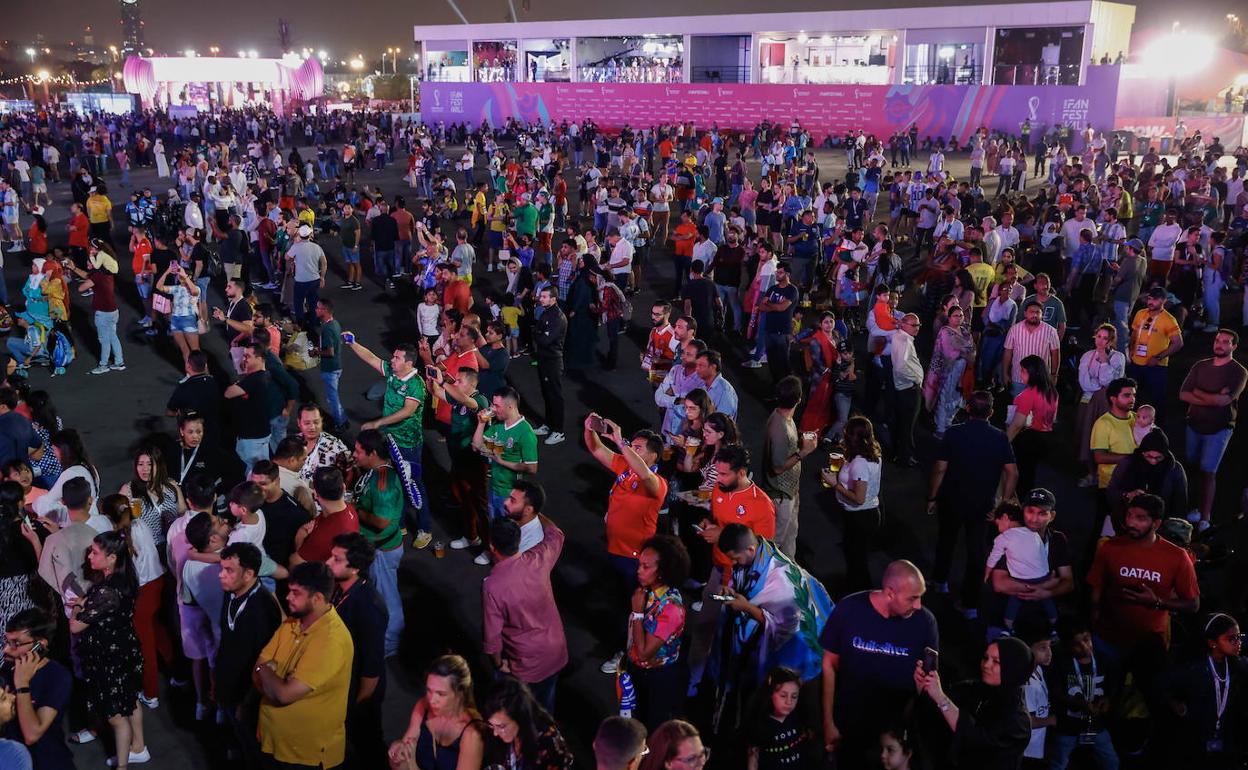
left=922, top=646, right=939, bottom=674
left=691, top=523, right=704, bottom=533
left=425, top=365, right=440, bottom=379
left=587, top=414, right=606, bottom=434
left=710, top=594, right=735, bottom=602
left=340, top=331, right=356, bottom=345
left=28, top=640, right=44, bottom=658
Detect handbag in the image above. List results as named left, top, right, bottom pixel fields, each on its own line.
left=151, top=291, right=172, bottom=315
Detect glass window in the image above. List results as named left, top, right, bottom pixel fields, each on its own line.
left=992, top=26, right=1084, bottom=85
left=576, top=36, right=684, bottom=83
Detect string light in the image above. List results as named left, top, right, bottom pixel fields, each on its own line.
left=0, top=74, right=112, bottom=86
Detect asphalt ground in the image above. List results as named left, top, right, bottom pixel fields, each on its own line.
left=14, top=142, right=1240, bottom=768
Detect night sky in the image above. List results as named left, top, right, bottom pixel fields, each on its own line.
left=4, top=0, right=1242, bottom=59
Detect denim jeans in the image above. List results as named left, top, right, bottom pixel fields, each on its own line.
left=716, top=284, right=742, bottom=331
left=1203, top=274, right=1224, bottom=327
left=293, top=279, right=319, bottom=331
left=268, top=415, right=289, bottom=454
left=320, top=369, right=346, bottom=425
left=830, top=392, right=853, bottom=441
left=370, top=545, right=405, bottom=657
left=95, top=310, right=123, bottom=366
left=489, top=490, right=507, bottom=520
left=395, top=444, right=432, bottom=533
left=1047, top=729, right=1119, bottom=770
left=373, top=249, right=396, bottom=279
left=396, top=240, right=412, bottom=275
left=235, top=437, right=270, bottom=477
left=1112, top=300, right=1132, bottom=353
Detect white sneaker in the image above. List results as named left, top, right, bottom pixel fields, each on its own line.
left=741, top=359, right=763, bottom=369
left=544, top=432, right=566, bottom=445
left=449, top=537, right=477, bottom=550
left=90, top=365, right=111, bottom=375
left=195, top=702, right=211, bottom=720
left=533, top=424, right=551, bottom=436
left=473, top=551, right=492, bottom=566
left=107, top=747, right=151, bottom=766
left=137, top=693, right=159, bottom=708
left=600, top=652, right=623, bottom=674
left=70, top=729, right=97, bottom=744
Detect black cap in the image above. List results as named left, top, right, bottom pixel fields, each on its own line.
left=1146, top=286, right=1168, bottom=299
left=1024, top=487, right=1056, bottom=511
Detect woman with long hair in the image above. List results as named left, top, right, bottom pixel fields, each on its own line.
left=118, top=445, right=185, bottom=550
left=481, top=676, right=574, bottom=770
left=34, top=428, right=100, bottom=525
left=100, top=493, right=171, bottom=709
left=672, top=388, right=714, bottom=454
left=1007, top=355, right=1059, bottom=495
left=673, top=413, right=738, bottom=584
left=821, top=416, right=883, bottom=592
left=24, top=388, right=63, bottom=487
left=0, top=481, right=46, bottom=634
left=639, top=720, right=706, bottom=770
left=390, top=654, right=484, bottom=770
left=799, top=312, right=842, bottom=441
left=1075, top=324, right=1126, bottom=487
left=70, top=530, right=148, bottom=768
left=924, top=303, right=976, bottom=438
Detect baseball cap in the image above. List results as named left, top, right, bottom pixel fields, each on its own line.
left=1024, top=487, right=1057, bottom=511
left=1159, top=518, right=1193, bottom=547
left=1146, top=286, right=1168, bottom=299
left=297, top=224, right=313, bottom=238
left=712, top=197, right=724, bottom=205
left=1124, top=237, right=1145, bottom=252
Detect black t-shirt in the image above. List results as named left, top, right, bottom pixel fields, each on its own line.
left=818, top=591, right=939, bottom=730
left=334, top=578, right=389, bottom=704
left=214, top=583, right=283, bottom=708
left=761, top=283, right=799, bottom=334
left=167, top=373, right=223, bottom=444
left=681, top=277, right=718, bottom=332
left=261, top=492, right=310, bottom=567
left=985, top=528, right=1071, bottom=628
left=222, top=298, right=253, bottom=344
left=712, top=244, right=745, bottom=288
left=233, top=371, right=271, bottom=439
left=935, top=419, right=1015, bottom=514
left=151, top=247, right=177, bottom=276
left=746, top=712, right=813, bottom=770
left=2, top=658, right=74, bottom=770
left=0, top=411, right=40, bottom=468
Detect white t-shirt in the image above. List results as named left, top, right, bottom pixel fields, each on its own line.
left=986, top=525, right=1049, bottom=580
left=609, top=239, right=635, bottom=275
left=836, top=456, right=881, bottom=511
left=1023, top=667, right=1050, bottom=759
left=131, top=519, right=165, bottom=587
left=13, top=160, right=30, bottom=182
left=417, top=302, right=442, bottom=336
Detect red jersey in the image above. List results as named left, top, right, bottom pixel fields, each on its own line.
left=605, top=455, right=667, bottom=559
left=68, top=213, right=89, bottom=248
left=1087, top=535, right=1199, bottom=649
left=710, top=482, right=776, bottom=569
left=443, top=279, right=472, bottom=316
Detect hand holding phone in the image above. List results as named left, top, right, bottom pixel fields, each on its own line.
left=341, top=331, right=356, bottom=345
left=586, top=413, right=606, bottom=434
left=922, top=646, right=939, bottom=674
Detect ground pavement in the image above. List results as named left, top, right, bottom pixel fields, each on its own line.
left=18, top=143, right=1238, bottom=768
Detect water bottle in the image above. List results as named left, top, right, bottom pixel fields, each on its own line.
left=617, top=671, right=636, bottom=719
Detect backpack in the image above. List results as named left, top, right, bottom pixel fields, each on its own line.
left=203, top=245, right=224, bottom=278
left=51, top=325, right=74, bottom=369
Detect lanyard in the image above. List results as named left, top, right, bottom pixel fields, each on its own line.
left=1209, top=656, right=1231, bottom=732
left=178, top=444, right=201, bottom=485
left=1072, top=657, right=1098, bottom=700
left=226, top=582, right=260, bottom=632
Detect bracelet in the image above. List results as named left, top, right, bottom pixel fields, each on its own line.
left=629, top=612, right=645, bottom=622
left=937, top=700, right=952, bottom=713
left=14, top=686, right=31, bottom=695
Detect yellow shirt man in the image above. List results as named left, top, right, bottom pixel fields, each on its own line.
left=257, top=608, right=354, bottom=767
left=86, top=193, right=112, bottom=224
left=1090, top=410, right=1136, bottom=488
left=470, top=190, right=488, bottom=227
left=966, top=260, right=996, bottom=308
left=1129, top=308, right=1181, bottom=367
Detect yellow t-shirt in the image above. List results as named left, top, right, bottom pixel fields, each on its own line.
left=1090, top=410, right=1137, bottom=488
left=966, top=262, right=996, bottom=308
left=1129, top=309, right=1181, bottom=366
left=489, top=203, right=510, bottom=233
left=471, top=191, right=488, bottom=225
left=257, top=609, right=354, bottom=767
left=86, top=195, right=112, bottom=224
left=500, top=305, right=522, bottom=331
left=994, top=262, right=1032, bottom=285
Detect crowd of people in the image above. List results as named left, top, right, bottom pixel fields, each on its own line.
left=0, top=101, right=1245, bottom=770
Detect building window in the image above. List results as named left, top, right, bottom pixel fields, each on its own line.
left=992, top=26, right=1084, bottom=85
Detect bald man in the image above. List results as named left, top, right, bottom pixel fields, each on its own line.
left=819, top=560, right=938, bottom=768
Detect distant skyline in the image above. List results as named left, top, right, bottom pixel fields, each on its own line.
left=3, top=0, right=1242, bottom=59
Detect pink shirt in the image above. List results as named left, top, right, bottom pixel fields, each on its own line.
left=481, top=520, right=569, bottom=683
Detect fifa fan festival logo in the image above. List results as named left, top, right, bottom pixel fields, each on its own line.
left=851, top=636, right=912, bottom=657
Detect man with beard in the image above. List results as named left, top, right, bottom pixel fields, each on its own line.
left=641, top=301, right=676, bottom=383
left=254, top=562, right=354, bottom=770
left=1002, top=300, right=1061, bottom=398
left=699, top=444, right=775, bottom=579
left=1088, top=493, right=1199, bottom=660
left=1178, top=329, right=1247, bottom=531
left=655, top=338, right=708, bottom=438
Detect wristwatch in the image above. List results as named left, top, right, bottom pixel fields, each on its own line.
left=629, top=612, right=645, bottom=622
left=15, top=687, right=31, bottom=694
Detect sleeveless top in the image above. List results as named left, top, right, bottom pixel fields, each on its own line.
left=416, top=718, right=478, bottom=770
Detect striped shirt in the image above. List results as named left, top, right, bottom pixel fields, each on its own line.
left=1004, top=320, right=1061, bottom=384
